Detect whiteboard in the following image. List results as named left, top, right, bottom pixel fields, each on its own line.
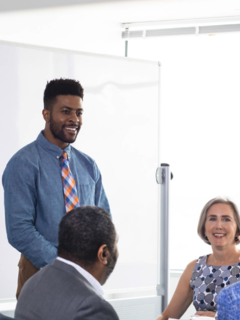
left=0, top=40, right=160, bottom=300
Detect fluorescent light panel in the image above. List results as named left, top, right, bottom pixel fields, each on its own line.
left=122, top=24, right=240, bottom=38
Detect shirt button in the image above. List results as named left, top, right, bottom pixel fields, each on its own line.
left=57, top=156, right=59, bottom=159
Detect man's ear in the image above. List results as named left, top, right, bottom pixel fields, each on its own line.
left=42, top=108, right=50, bottom=123
left=97, top=244, right=110, bottom=266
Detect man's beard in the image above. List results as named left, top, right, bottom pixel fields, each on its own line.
left=49, top=116, right=79, bottom=144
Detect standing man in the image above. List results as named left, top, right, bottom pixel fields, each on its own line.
left=2, top=78, right=110, bottom=298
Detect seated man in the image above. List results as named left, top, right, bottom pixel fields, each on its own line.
left=15, top=206, right=119, bottom=320
left=217, top=281, right=240, bottom=320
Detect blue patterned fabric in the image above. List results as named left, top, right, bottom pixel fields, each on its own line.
left=217, top=281, right=240, bottom=320
left=190, top=255, right=240, bottom=312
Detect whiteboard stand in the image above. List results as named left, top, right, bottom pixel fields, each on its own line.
left=156, top=163, right=173, bottom=312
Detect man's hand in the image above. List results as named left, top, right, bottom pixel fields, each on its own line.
left=194, top=311, right=216, bottom=318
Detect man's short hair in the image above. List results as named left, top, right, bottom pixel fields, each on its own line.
left=43, top=78, right=84, bottom=110
left=58, top=206, right=116, bottom=266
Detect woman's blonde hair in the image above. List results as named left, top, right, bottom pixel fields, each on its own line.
left=197, top=197, right=240, bottom=245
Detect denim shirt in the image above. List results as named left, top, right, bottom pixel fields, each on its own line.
left=2, top=132, right=110, bottom=269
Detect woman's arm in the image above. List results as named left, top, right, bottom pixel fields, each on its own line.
left=195, top=311, right=216, bottom=317
left=156, top=259, right=197, bottom=320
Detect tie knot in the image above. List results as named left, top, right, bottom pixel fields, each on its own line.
left=62, top=151, right=68, bottom=160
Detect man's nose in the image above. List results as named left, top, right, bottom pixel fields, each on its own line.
left=69, top=112, right=79, bottom=123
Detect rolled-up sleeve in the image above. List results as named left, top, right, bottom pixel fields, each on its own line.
left=2, top=157, right=57, bottom=269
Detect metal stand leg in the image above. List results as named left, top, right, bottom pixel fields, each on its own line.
left=125, top=28, right=129, bottom=57
left=156, top=163, right=173, bottom=313
left=125, top=40, right=128, bottom=57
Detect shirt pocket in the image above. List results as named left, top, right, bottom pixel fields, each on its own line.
left=78, top=184, right=95, bottom=206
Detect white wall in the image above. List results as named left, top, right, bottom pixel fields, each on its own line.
left=0, top=5, right=124, bottom=56
left=128, top=32, right=240, bottom=271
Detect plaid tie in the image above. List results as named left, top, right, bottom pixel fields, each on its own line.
left=61, top=151, right=80, bottom=212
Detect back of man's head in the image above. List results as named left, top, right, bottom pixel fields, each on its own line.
left=58, top=206, right=116, bottom=268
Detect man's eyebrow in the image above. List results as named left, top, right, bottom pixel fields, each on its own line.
left=61, top=106, right=83, bottom=110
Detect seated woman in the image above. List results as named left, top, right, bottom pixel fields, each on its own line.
left=157, top=197, right=240, bottom=320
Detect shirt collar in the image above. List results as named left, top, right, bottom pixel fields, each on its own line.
left=56, top=257, right=104, bottom=296
left=37, top=131, right=72, bottom=160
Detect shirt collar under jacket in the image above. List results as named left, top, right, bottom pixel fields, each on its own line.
left=56, top=257, right=104, bottom=296
left=37, top=131, right=72, bottom=160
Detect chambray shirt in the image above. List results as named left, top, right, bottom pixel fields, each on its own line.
left=2, top=132, right=110, bottom=269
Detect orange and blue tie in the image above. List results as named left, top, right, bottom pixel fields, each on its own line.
left=61, top=151, right=80, bottom=212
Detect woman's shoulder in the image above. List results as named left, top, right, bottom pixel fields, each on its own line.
left=178, top=259, right=199, bottom=285
left=184, top=255, right=209, bottom=277
left=184, top=259, right=198, bottom=275
left=187, top=259, right=198, bottom=269
left=180, top=259, right=198, bottom=281
left=187, top=255, right=208, bottom=268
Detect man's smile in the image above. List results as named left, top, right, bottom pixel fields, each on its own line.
left=64, top=126, right=79, bottom=134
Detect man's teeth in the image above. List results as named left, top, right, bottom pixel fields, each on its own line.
left=66, top=127, right=76, bottom=131
left=214, top=234, right=225, bottom=237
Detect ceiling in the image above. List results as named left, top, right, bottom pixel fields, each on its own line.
left=1, top=0, right=240, bottom=24
left=0, top=0, right=131, bottom=12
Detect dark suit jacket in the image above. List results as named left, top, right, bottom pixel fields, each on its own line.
left=0, top=313, right=21, bottom=320
left=15, top=259, right=119, bottom=320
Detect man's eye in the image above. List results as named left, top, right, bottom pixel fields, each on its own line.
left=77, top=112, right=83, bottom=116
left=62, top=110, right=69, bottom=114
